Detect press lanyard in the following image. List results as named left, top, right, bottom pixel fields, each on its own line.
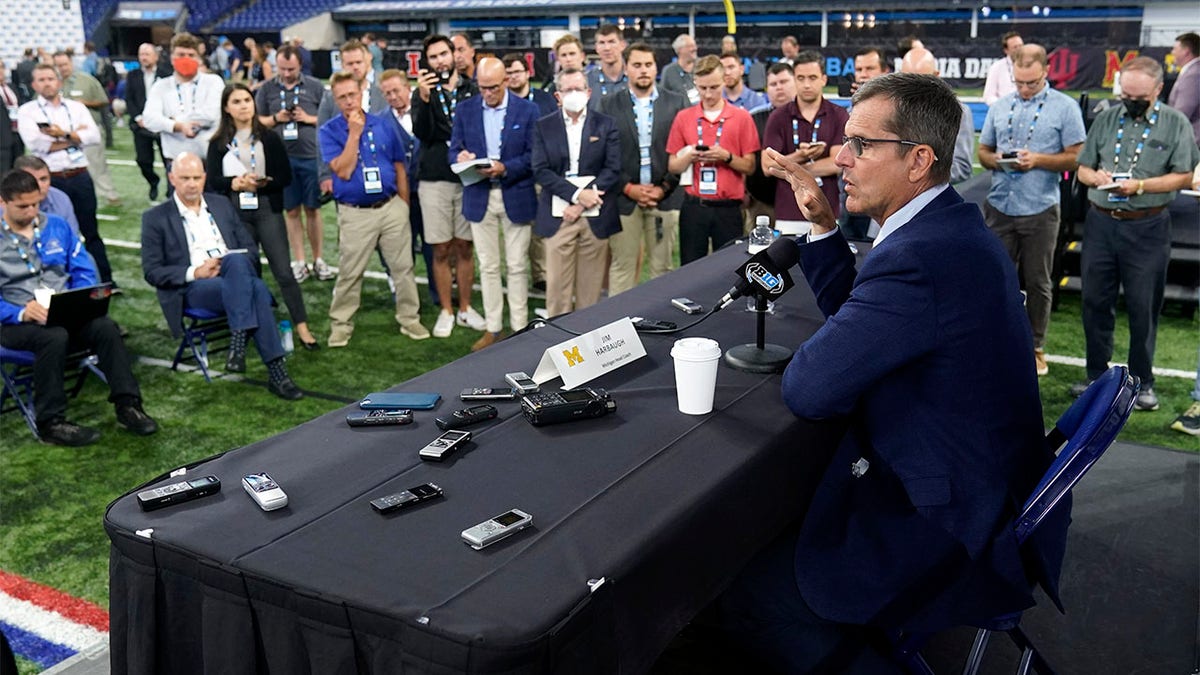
left=436, top=85, right=457, bottom=122
left=1112, top=101, right=1160, bottom=174
left=1006, top=93, right=1045, bottom=150
left=231, top=133, right=257, bottom=175
left=175, top=80, right=199, bottom=115
left=597, top=71, right=608, bottom=98
left=360, top=126, right=379, bottom=165
left=1, top=217, right=42, bottom=276
left=792, top=116, right=821, bottom=148
left=632, top=90, right=655, bottom=146
left=279, top=81, right=300, bottom=110
left=37, top=99, right=73, bottom=131
left=181, top=209, right=223, bottom=244
left=696, top=116, right=725, bottom=150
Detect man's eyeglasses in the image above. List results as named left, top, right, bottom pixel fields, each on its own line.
left=843, top=136, right=931, bottom=159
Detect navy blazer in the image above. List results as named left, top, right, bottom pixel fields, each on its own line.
left=781, top=187, right=1068, bottom=632
left=531, top=110, right=622, bottom=239
left=447, top=93, right=539, bottom=224
left=141, top=193, right=259, bottom=337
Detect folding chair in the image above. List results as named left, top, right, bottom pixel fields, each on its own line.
left=894, top=365, right=1140, bottom=675
left=0, top=345, right=110, bottom=439
left=171, top=307, right=231, bottom=383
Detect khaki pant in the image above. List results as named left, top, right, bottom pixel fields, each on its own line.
left=83, top=143, right=118, bottom=201
left=546, top=217, right=607, bottom=316
left=470, top=190, right=531, bottom=333
left=609, top=206, right=679, bottom=297
left=329, top=197, right=420, bottom=342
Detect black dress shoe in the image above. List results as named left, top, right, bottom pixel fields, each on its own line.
left=38, top=418, right=101, bottom=446
left=300, top=339, right=320, bottom=351
left=149, top=184, right=159, bottom=201
left=269, top=376, right=304, bottom=400
left=225, top=351, right=246, bottom=373
left=115, top=403, right=159, bottom=436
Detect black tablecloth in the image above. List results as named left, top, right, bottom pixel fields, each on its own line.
left=105, top=240, right=860, bottom=675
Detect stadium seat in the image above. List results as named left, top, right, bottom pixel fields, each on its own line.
left=171, top=307, right=230, bottom=383
left=0, top=346, right=110, bottom=440
left=892, top=365, right=1140, bottom=674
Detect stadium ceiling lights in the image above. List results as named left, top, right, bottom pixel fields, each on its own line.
left=841, top=12, right=876, bottom=29
left=980, top=5, right=1052, bottom=18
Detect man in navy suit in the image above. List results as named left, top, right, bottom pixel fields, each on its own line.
left=448, top=57, right=539, bottom=351
left=533, top=68, right=622, bottom=316
left=719, top=74, right=1066, bottom=672
left=141, top=153, right=303, bottom=400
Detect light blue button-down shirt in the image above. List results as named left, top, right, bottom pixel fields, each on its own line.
left=980, top=85, right=1086, bottom=216
left=482, top=91, right=508, bottom=160
left=633, top=88, right=658, bottom=184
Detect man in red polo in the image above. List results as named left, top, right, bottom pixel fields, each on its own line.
left=667, top=54, right=759, bottom=265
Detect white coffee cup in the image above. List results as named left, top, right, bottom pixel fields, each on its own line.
left=33, top=287, right=54, bottom=308
left=670, top=337, right=721, bottom=415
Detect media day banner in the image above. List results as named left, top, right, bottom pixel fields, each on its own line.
left=392, top=46, right=1173, bottom=92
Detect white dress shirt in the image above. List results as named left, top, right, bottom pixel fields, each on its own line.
left=16, top=96, right=101, bottom=171
left=174, top=194, right=230, bottom=279
left=142, top=72, right=225, bottom=159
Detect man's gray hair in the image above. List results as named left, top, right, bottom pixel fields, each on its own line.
left=852, top=72, right=960, bottom=184
left=672, top=34, right=693, bottom=53
left=1120, top=55, right=1164, bottom=85
left=555, top=67, right=587, bottom=92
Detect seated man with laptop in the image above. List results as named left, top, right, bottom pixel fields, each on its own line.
left=0, top=169, right=157, bottom=445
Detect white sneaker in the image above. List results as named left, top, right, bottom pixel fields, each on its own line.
left=313, top=258, right=336, bottom=281
left=291, top=260, right=310, bottom=283
left=433, top=310, right=455, bottom=338
left=457, top=307, right=487, bottom=331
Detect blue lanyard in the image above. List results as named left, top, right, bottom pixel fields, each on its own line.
left=1006, top=94, right=1045, bottom=150
left=1, top=217, right=41, bottom=276
left=1112, top=100, right=1159, bottom=174
left=360, top=125, right=379, bottom=165
left=792, top=116, right=821, bottom=148
left=278, top=81, right=301, bottom=110
left=37, top=99, right=73, bottom=131
left=175, top=80, right=199, bottom=114
left=231, top=134, right=257, bottom=176
left=436, top=85, right=457, bottom=121
left=696, top=116, right=725, bottom=148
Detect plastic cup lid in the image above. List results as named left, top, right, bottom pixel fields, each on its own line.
left=671, top=337, right=721, bottom=361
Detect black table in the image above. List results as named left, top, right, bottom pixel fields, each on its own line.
left=106, top=240, right=858, bottom=675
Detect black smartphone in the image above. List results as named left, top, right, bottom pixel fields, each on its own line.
left=837, top=80, right=853, bottom=97
left=694, top=144, right=710, bottom=152
left=36, top=122, right=50, bottom=129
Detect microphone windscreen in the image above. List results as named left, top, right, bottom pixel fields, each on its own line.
left=764, top=237, right=801, bottom=269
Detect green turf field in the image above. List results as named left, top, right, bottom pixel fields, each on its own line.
left=0, top=119, right=1195, bottom=673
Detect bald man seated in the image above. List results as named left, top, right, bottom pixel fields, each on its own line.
left=141, top=153, right=304, bottom=400
left=899, top=48, right=976, bottom=184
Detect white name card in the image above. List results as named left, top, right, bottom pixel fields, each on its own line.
left=532, top=317, right=647, bottom=389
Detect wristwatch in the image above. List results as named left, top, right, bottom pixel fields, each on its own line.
left=1136, top=180, right=1145, bottom=196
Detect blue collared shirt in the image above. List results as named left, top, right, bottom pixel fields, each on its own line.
left=633, top=88, right=658, bottom=184
left=725, top=86, right=768, bottom=112
left=41, top=186, right=81, bottom=237
left=980, top=85, right=1086, bottom=216
left=482, top=91, right=508, bottom=160
left=319, top=111, right=406, bottom=206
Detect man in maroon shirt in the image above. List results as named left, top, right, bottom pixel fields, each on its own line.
left=762, top=51, right=849, bottom=231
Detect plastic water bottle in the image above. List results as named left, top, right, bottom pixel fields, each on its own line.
left=748, top=215, right=774, bottom=254
left=279, top=320, right=294, bottom=354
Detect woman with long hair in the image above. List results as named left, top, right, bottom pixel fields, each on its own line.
left=207, top=82, right=318, bottom=349
left=247, top=42, right=273, bottom=91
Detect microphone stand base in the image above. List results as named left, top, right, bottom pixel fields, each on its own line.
left=724, top=343, right=793, bottom=374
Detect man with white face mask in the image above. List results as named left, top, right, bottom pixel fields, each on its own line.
left=532, top=68, right=622, bottom=316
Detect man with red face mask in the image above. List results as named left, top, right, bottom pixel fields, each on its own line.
left=141, top=32, right=224, bottom=183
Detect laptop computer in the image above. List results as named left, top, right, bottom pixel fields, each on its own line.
left=46, top=283, right=113, bottom=332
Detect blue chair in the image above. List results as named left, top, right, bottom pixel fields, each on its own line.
left=171, top=307, right=231, bottom=383
left=894, top=365, right=1140, bottom=675
left=0, top=346, right=110, bottom=439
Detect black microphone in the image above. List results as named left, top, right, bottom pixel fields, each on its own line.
left=715, top=238, right=800, bottom=311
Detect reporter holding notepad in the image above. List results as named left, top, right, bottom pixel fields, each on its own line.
left=206, top=82, right=317, bottom=350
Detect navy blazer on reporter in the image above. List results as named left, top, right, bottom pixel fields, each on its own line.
left=531, top=109, right=622, bottom=240
left=447, top=92, right=539, bottom=224
left=781, top=186, right=1069, bottom=632
left=141, top=193, right=260, bottom=337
